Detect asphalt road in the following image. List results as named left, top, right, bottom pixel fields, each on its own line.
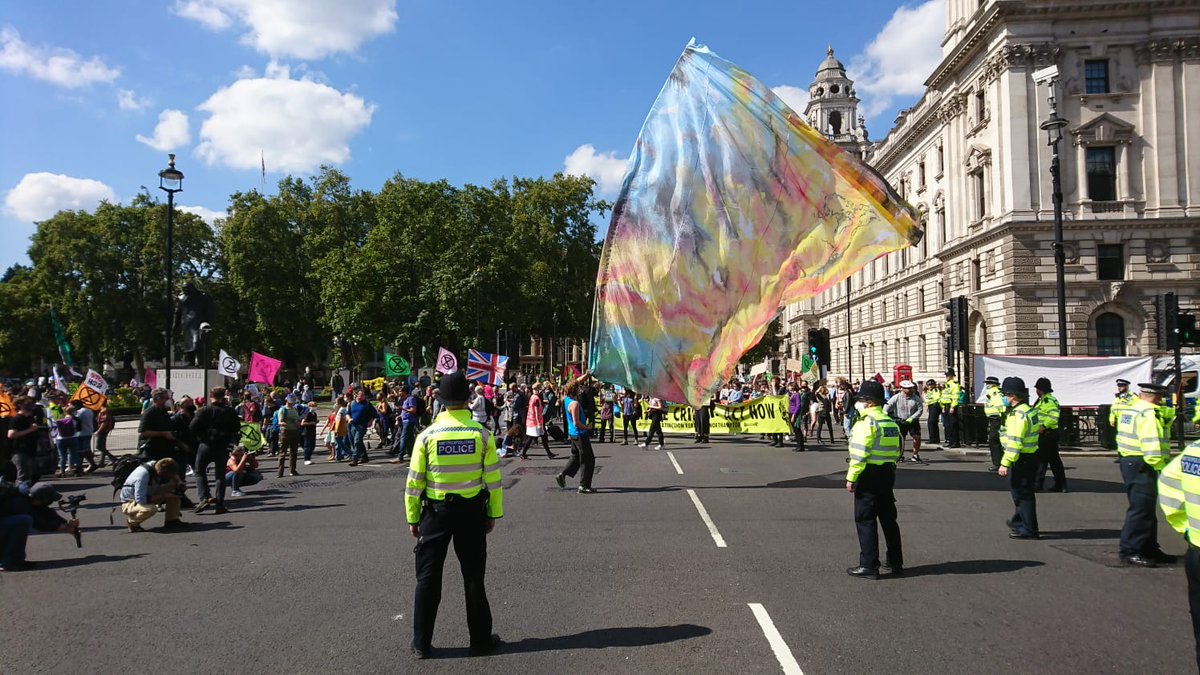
left=1, top=434, right=1193, bottom=674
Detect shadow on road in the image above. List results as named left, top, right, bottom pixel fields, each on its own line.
left=1038, top=528, right=1122, bottom=541
left=249, top=503, right=345, bottom=513
left=435, top=623, right=713, bottom=658
left=746, top=469, right=1124, bottom=493
left=897, top=559, right=1045, bottom=577
left=33, top=553, right=147, bottom=569
left=594, top=486, right=684, bottom=494
left=149, top=520, right=241, bottom=533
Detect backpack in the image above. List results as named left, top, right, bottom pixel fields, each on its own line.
left=54, top=414, right=77, bottom=438
left=109, top=457, right=149, bottom=523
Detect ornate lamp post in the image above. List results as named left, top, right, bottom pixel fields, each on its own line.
left=1038, top=69, right=1069, bottom=356
left=158, top=154, right=184, bottom=391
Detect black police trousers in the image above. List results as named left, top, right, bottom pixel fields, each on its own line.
left=926, top=404, right=941, bottom=445
left=987, top=417, right=1003, bottom=468
left=1035, top=432, right=1066, bottom=490
left=194, top=443, right=230, bottom=505
left=1118, top=456, right=1160, bottom=558
left=412, top=493, right=492, bottom=651
left=1187, top=547, right=1200, bottom=672
left=1008, top=454, right=1039, bottom=537
left=854, top=464, right=902, bottom=570
left=943, top=408, right=959, bottom=447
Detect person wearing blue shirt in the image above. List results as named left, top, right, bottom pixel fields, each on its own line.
left=346, top=390, right=378, bottom=466
left=554, top=378, right=595, bottom=493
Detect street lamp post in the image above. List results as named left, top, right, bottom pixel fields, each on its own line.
left=158, top=154, right=184, bottom=392
left=1040, top=81, right=1069, bottom=356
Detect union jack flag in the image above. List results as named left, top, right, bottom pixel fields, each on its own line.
left=466, top=349, right=508, bottom=385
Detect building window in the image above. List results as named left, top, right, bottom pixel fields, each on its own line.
left=918, top=335, right=927, bottom=370
left=970, top=170, right=987, bottom=220
left=972, top=258, right=982, bottom=291
left=937, top=207, right=947, bottom=246
left=918, top=287, right=926, bottom=313
left=1086, top=147, right=1117, bottom=202
left=829, top=110, right=842, bottom=135
left=1085, top=60, right=1110, bottom=94
left=918, top=161, right=926, bottom=190
left=936, top=145, right=945, bottom=176
left=1095, top=312, right=1125, bottom=356
left=1097, top=243, right=1124, bottom=281
left=974, top=90, right=986, bottom=121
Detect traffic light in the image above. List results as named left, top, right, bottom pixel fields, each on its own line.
left=1156, top=293, right=1178, bottom=350
left=946, top=296, right=968, bottom=352
left=806, top=328, right=830, bottom=365
left=1180, top=313, right=1198, bottom=346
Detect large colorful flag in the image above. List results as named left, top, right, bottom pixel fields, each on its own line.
left=248, top=351, right=282, bottom=384
left=800, top=355, right=819, bottom=384
left=0, top=390, right=15, bottom=418
left=70, top=383, right=107, bottom=412
left=466, top=349, right=508, bottom=386
left=435, top=347, right=458, bottom=374
left=588, top=40, right=921, bottom=407
left=49, top=307, right=73, bottom=367
left=217, top=350, right=240, bottom=378
left=385, top=352, right=411, bottom=377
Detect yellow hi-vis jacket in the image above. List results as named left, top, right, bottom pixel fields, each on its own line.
left=1158, top=439, right=1200, bottom=546
left=1034, top=393, right=1060, bottom=431
left=1109, top=392, right=1134, bottom=427
left=1115, top=398, right=1168, bottom=471
left=405, top=408, right=503, bottom=524
left=1000, top=403, right=1040, bottom=468
left=845, top=406, right=901, bottom=483
left=983, top=386, right=1005, bottom=418
left=942, top=379, right=962, bottom=411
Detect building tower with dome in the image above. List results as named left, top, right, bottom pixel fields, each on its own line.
left=803, top=47, right=871, bottom=160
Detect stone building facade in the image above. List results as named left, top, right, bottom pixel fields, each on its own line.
left=782, top=0, right=1200, bottom=389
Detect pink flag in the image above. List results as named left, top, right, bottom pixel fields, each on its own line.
left=435, top=347, right=458, bottom=374
left=144, top=367, right=158, bottom=389
left=248, top=351, right=282, bottom=384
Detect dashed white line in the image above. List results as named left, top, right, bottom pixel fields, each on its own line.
left=748, top=603, right=804, bottom=675
left=667, top=451, right=684, bottom=474
left=686, top=489, right=727, bottom=547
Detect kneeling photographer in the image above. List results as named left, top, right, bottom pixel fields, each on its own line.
left=0, top=482, right=81, bottom=571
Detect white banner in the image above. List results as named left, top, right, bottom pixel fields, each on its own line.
left=749, top=362, right=768, bottom=377
left=972, top=355, right=1153, bottom=406
left=217, top=349, right=241, bottom=378
left=84, top=369, right=109, bottom=394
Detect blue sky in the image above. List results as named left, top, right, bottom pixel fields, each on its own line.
left=0, top=0, right=945, bottom=272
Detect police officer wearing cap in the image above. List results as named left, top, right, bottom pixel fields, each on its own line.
left=845, top=380, right=904, bottom=579
left=982, top=376, right=1005, bottom=471
left=1033, top=378, right=1066, bottom=493
left=1109, top=379, right=1134, bottom=431
left=942, top=368, right=962, bottom=448
left=405, top=371, right=503, bottom=659
left=1115, top=382, right=1174, bottom=567
left=1156, top=403, right=1200, bottom=671
left=998, top=377, right=1040, bottom=539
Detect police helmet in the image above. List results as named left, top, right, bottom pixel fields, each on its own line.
left=1000, top=377, right=1027, bottom=397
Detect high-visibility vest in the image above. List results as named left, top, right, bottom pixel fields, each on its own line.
left=1158, top=439, right=1200, bottom=546
left=1000, top=403, right=1039, bottom=468
left=983, top=386, right=1005, bottom=418
left=1034, top=393, right=1060, bottom=431
left=1115, top=398, right=1167, bottom=471
left=1108, top=392, right=1134, bottom=427
left=404, top=408, right=504, bottom=524
left=845, top=407, right=901, bottom=483
left=943, top=380, right=962, bottom=411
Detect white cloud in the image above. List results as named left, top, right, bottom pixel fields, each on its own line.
left=136, top=109, right=191, bottom=151
left=172, top=0, right=234, bottom=29
left=195, top=65, right=375, bottom=173
left=178, top=205, right=226, bottom=224
left=117, top=88, right=150, bottom=111
left=771, top=85, right=809, bottom=115
left=172, top=0, right=398, bottom=60
left=4, top=173, right=116, bottom=222
left=564, top=144, right=628, bottom=196
left=0, top=26, right=120, bottom=88
left=848, top=0, right=945, bottom=122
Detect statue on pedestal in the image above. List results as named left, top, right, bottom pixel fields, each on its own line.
left=175, top=282, right=214, bottom=367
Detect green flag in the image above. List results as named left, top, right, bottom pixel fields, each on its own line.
left=385, top=353, right=411, bottom=377
left=49, top=307, right=73, bottom=366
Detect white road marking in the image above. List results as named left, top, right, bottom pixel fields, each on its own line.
left=748, top=603, right=804, bottom=675
left=686, top=489, right=727, bottom=547
left=392, top=613, right=404, bottom=621
left=667, top=451, right=684, bottom=474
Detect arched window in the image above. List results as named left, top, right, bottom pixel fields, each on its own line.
left=829, top=110, right=842, bottom=135
left=1095, top=312, right=1125, bottom=356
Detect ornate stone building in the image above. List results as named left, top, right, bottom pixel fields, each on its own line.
left=783, top=0, right=1200, bottom=389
